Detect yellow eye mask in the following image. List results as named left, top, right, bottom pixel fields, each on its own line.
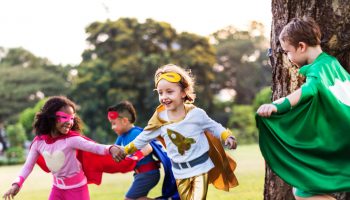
left=155, top=72, right=181, bottom=86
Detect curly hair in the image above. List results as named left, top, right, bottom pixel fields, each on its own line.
left=33, top=96, right=83, bottom=135
left=154, top=64, right=196, bottom=103
left=107, top=100, right=137, bottom=123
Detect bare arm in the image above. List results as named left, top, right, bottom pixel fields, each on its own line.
left=287, top=88, right=302, bottom=106
left=140, top=144, right=153, bottom=156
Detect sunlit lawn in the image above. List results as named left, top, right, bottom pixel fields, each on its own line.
left=0, top=144, right=264, bottom=200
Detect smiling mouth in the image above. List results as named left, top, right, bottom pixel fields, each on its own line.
left=162, top=100, right=172, bottom=105
left=63, top=126, right=71, bottom=131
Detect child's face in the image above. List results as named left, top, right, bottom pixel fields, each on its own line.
left=156, top=79, right=186, bottom=112
left=109, top=117, right=128, bottom=135
left=280, top=40, right=307, bottom=67
left=54, top=106, right=75, bottom=136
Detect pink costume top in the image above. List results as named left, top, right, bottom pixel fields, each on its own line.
left=14, top=134, right=111, bottom=190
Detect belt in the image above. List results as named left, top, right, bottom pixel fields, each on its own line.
left=171, top=152, right=209, bottom=170
left=134, top=161, right=160, bottom=174
left=53, top=170, right=85, bottom=187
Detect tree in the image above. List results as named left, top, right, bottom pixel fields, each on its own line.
left=72, top=18, right=217, bottom=141
left=266, top=0, right=350, bottom=199
left=0, top=47, right=72, bottom=124
left=252, top=87, right=272, bottom=111
left=227, top=87, right=272, bottom=145
left=18, top=98, right=47, bottom=140
left=212, top=22, right=271, bottom=105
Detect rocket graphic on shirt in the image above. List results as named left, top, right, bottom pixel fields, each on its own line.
left=167, top=129, right=195, bottom=155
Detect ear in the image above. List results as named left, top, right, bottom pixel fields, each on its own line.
left=298, top=42, right=307, bottom=52
left=121, top=117, right=129, bottom=124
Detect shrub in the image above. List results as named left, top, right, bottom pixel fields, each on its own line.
left=6, top=123, right=27, bottom=147
left=228, top=105, right=258, bottom=144
left=5, top=146, right=25, bottom=165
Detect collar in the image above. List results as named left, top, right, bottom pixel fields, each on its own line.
left=36, top=130, right=80, bottom=144
left=144, top=103, right=195, bottom=131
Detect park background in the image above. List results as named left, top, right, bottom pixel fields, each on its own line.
left=0, top=0, right=272, bottom=199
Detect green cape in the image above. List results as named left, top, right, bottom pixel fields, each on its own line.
left=256, top=52, right=350, bottom=193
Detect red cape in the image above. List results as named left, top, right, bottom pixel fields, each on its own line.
left=33, top=131, right=137, bottom=185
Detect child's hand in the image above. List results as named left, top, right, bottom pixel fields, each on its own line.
left=257, top=104, right=277, bottom=117
left=225, top=136, right=237, bottom=150
left=110, top=145, right=126, bottom=162
left=3, top=184, right=20, bottom=200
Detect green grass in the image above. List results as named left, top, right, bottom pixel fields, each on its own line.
left=0, top=144, right=264, bottom=200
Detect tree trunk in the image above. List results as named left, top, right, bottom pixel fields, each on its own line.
left=266, top=0, right=350, bottom=199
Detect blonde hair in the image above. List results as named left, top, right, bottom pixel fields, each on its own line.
left=154, top=64, right=196, bottom=103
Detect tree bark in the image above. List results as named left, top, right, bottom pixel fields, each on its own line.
left=266, top=0, right=350, bottom=199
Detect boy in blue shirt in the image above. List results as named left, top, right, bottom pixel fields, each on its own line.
left=108, top=101, right=160, bottom=200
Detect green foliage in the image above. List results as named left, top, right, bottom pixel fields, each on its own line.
left=227, top=87, right=273, bottom=144
left=0, top=47, right=51, bottom=68
left=5, top=146, right=25, bottom=165
left=18, top=98, right=47, bottom=140
left=252, top=86, right=272, bottom=111
left=0, top=47, right=73, bottom=124
left=94, top=126, right=113, bottom=144
left=6, top=123, right=27, bottom=147
left=72, top=18, right=217, bottom=140
left=228, top=105, right=258, bottom=144
left=4, top=123, right=27, bottom=164
left=0, top=156, right=7, bottom=166
left=212, top=22, right=271, bottom=104
left=211, top=96, right=235, bottom=126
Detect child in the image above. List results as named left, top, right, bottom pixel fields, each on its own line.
left=108, top=101, right=179, bottom=200
left=2, top=96, right=127, bottom=200
left=256, top=17, right=350, bottom=200
left=123, top=64, right=238, bottom=200
left=107, top=101, right=160, bottom=200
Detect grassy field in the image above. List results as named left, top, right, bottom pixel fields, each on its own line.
left=0, top=144, right=264, bottom=200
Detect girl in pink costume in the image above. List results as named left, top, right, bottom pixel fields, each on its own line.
left=2, top=96, right=125, bottom=200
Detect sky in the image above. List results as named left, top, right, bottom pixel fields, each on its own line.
left=0, top=0, right=272, bottom=65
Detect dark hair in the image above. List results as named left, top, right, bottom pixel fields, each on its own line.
left=279, top=17, right=321, bottom=48
left=33, top=96, right=83, bottom=135
left=107, top=101, right=136, bottom=123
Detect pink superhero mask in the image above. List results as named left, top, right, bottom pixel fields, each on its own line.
left=55, top=111, right=75, bottom=123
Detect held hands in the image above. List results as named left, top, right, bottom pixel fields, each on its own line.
left=3, top=184, right=20, bottom=200
left=225, top=136, right=237, bottom=150
left=109, top=145, right=126, bottom=162
left=256, top=103, right=277, bottom=117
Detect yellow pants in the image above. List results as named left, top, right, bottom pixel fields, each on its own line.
left=176, top=173, right=209, bottom=200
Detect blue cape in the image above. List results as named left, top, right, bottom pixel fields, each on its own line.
left=151, top=140, right=179, bottom=200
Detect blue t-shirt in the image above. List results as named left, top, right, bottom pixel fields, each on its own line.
left=115, top=126, right=155, bottom=167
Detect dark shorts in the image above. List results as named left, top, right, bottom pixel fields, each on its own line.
left=126, top=170, right=160, bottom=199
